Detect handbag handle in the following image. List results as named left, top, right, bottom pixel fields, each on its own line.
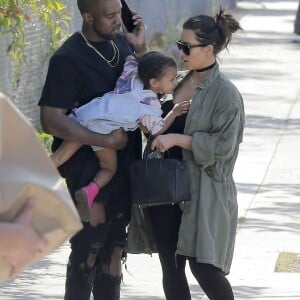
left=143, top=135, right=165, bottom=160
left=142, top=135, right=167, bottom=171
left=143, top=134, right=154, bottom=159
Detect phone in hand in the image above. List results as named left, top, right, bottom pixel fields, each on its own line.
left=121, top=0, right=136, bottom=32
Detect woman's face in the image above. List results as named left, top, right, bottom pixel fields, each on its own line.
left=178, top=29, right=213, bottom=70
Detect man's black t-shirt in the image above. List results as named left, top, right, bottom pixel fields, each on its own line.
left=39, top=32, right=142, bottom=218
left=39, top=32, right=131, bottom=109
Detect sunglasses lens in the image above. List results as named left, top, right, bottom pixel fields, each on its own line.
left=176, top=42, right=190, bottom=55
left=182, top=45, right=190, bottom=55
left=182, top=45, right=191, bottom=55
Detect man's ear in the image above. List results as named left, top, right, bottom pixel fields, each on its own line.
left=82, top=12, right=94, bottom=25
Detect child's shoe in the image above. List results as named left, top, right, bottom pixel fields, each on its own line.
left=75, top=182, right=99, bottom=222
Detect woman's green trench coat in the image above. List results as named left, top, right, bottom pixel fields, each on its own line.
left=127, top=63, right=245, bottom=275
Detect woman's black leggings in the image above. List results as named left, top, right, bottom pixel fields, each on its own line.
left=148, top=204, right=191, bottom=300
left=148, top=204, right=234, bottom=300
left=189, top=259, right=234, bottom=300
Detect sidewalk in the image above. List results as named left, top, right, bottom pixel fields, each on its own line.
left=1, top=0, right=300, bottom=299
left=225, top=1, right=300, bottom=299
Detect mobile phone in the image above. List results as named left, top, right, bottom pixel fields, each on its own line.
left=121, top=0, right=136, bottom=32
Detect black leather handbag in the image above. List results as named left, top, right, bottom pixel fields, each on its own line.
left=129, top=137, right=190, bottom=207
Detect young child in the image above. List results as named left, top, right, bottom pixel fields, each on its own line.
left=51, top=51, right=190, bottom=225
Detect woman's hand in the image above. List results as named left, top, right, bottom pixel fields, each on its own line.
left=152, top=134, right=192, bottom=152
left=151, top=134, right=176, bottom=152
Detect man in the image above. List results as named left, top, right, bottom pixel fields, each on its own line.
left=38, top=0, right=147, bottom=299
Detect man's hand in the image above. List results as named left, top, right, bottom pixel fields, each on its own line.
left=123, top=10, right=148, bottom=57
left=105, top=128, right=128, bottom=149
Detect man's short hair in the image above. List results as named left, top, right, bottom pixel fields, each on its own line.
left=77, top=0, right=104, bottom=15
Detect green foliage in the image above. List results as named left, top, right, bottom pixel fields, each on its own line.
left=0, top=0, right=70, bottom=77
left=36, top=125, right=53, bottom=154
left=149, top=21, right=184, bottom=70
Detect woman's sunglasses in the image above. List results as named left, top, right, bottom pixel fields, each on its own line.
left=176, top=41, right=208, bottom=56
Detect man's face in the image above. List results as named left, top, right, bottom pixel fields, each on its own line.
left=89, top=0, right=122, bottom=40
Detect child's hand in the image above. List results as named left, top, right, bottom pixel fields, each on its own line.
left=172, top=100, right=190, bottom=116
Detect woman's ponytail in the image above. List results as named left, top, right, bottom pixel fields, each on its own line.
left=215, top=7, right=242, bottom=50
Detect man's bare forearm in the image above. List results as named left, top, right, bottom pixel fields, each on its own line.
left=40, top=106, right=127, bottom=149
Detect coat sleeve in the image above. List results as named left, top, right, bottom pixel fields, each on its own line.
left=190, top=87, right=242, bottom=168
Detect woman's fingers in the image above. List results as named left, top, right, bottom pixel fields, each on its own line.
left=151, top=136, right=165, bottom=152
left=151, top=137, right=159, bottom=151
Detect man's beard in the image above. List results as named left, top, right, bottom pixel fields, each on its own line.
left=93, top=25, right=118, bottom=41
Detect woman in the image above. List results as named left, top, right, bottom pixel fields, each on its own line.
left=149, top=8, right=245, bottom=300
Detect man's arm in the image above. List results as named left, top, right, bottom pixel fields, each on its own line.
left=40, top=106, right=127, bottom=149
left=122, top=9, right=148, bottom=57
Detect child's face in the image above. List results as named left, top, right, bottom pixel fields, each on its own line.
left=152, top=66, right=177, bottom=94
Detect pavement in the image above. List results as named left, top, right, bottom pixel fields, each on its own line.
left=1, top=0, right=300, bottom=299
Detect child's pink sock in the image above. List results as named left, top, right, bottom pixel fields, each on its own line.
left=82, top=181, right=100, bottom=209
